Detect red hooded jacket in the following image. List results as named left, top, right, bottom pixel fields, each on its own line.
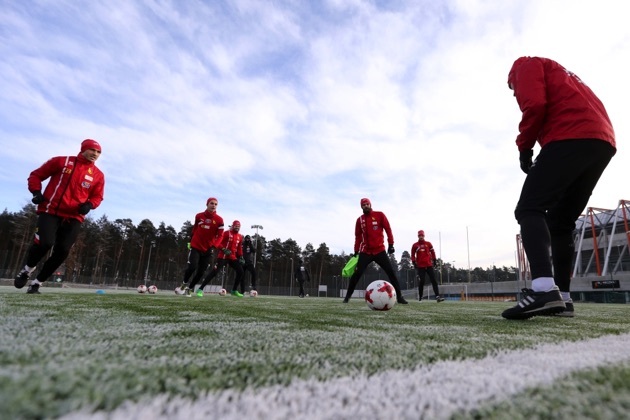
left=28, top=154, right=105, bottom=222
left=411, top=240, right=436, bottom=268
left=217, top=229, right=243, bottom=261
left=190, top=210, right=224, bottom=253
left=507, top=56, right=615, bottom=152
left=354, top=210, right=394, bottom=255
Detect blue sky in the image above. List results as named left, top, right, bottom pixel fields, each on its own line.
left=1, top=0, right=628, bottom=269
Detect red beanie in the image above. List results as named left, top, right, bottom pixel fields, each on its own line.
left=207, top=197, right=218, bottom=205
left=232, top=220, right=241, bottom=227
left=418, top=230, right=425, bottom=236
left=360, top=198, right=371, bottom=206
left=81, top=139, right=101, bottom=152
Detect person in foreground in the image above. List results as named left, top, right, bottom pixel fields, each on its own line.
left=411, top=230, right=444, bottom=302
left=15, top=139, right=105, bottom=294
left=343, top=198, right=408, bottom=304
left=503, top=56, right=616, bottom=319
left=180, top=197, right=224, bottom=296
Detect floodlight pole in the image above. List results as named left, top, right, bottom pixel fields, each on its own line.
left=289, top=257, right=294, bottom=297
left=144, top=240, right=156, bottom=286
left=251, top=224, right=263, bottom=267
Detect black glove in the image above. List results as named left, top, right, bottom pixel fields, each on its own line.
left=78, top=202, right=92, bottom=215
left=222, top=248, right=232, bottom=256
left=387, top=244, right=395, bottom=254
left=31, top=191, right=45, bottom=205
left=519, top=150, right=533, bottom=174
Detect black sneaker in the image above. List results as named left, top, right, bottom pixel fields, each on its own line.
left=436, top=296, right=445, bottom=303
left=555, top=301, right=575, bottom=318
left=502, top=287, right=565, bottom=320
left=26, top=284, right=41, bottom=294
left=397, top=297, right=408, bottom=304
left=15, top=269, right=30, bottom=289
left=342, top=298, right=349, bottom=303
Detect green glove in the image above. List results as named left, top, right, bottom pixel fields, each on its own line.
left=187, top=242, right=191, bottom=250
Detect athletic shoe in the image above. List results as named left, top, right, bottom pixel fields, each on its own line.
left=196, top=290, right=204, bottom=297
left=436, top=296, right=445, bottom=303
left=501, top=287, right=565, bottom=320
left=342, top=298, right=349, bottom=303
left=15, top=269, right=30, bottom=289
left=555, top=300, right=575, bottom=318
left=184, top=287, right=192, bottom=297
left=397, top=297, right=408, bottom=304
left=418, top=297, right=423, bottom=302
left=231, top=290, right=244, bottom=297
left=26, top=284, right=41, bottom=294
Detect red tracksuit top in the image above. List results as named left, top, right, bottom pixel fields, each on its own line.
left=190, top=210, right=224, bottom=253
left=411, top=240, right=436, bottom=268
left=28, top=154, right=105, bottom=223
left=354, top=210, right=393, bottom=255
left=507, top=56, right=615, bottom=152
left=217, top=229, right=243, bottom=261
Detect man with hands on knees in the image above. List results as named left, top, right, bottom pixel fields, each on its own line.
left=15, top=139, right=105, bottom=294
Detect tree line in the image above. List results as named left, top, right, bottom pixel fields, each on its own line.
left=0, top=205, right=518, bottom=293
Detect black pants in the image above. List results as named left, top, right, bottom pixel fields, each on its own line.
left=345, top=251, right=403, bottom=300
left=183, top=248, right=215, bottom=288
left=199, top=258, right=245, bottom=292
left=243, top=262, right=257, bottom=290
left=24, top=213, right=82, bottom=282
left=515, top=139, right=615, bottom=291
left=417, top=266, right=440, bottom=298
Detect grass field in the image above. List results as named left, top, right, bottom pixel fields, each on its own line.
left=1, top=285, right=629, bottom=419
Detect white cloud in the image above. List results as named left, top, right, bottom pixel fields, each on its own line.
left=1, top=0, right=628, bottom=269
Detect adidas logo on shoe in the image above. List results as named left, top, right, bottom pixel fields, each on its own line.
left=15, top=269, right=30, bottom=289
left=502, top=286, right=565, bottom=320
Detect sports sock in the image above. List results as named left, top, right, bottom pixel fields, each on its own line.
left=560, top=291, right=571, bottom=301
left=31, top=279, right=42, bottom=286
left=531, top=277, right=556, bottom=292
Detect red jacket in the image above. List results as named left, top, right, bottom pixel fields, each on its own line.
left=217, top=229, right=243, bottom=261
left=507, top=57, right=615, bottom=152
left=411, top=240, right=436, bottom=268
left=28, top=154, right=105, bottom=222
left=354, top=210, right=393, bottom=255
left=190, top=210, right=224, bottom=253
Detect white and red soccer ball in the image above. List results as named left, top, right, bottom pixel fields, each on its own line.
left=250, top=290, right=258, bottom=298
left=365, top=280, right=397, bottom=311
left=219, top=288, right=227, bottom=296
left=137, top=284, right=148, bottom=294
left=148, top=285, right=158, bottom=294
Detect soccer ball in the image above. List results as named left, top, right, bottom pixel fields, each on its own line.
left=219, top=288, right=227, bottom=296
left=250, top=290, right=258, bottom=298
left=148, top=285, right=158, bottom=294
left=365, top=280, right=397, bottom=311
left=137, top=284, right=147, bottom=294
left=174, top=286, right=185, bottom=295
